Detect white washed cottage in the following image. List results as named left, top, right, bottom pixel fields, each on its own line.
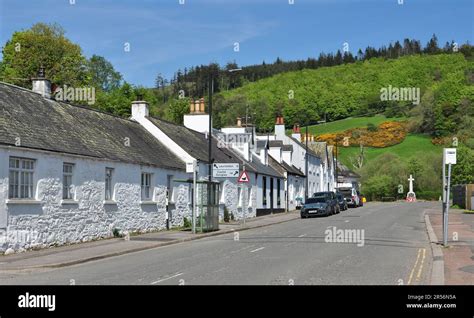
left=0, top=77, right=192, bottom=253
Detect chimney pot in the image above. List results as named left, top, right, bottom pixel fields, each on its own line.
left=190, top=99, right=195, bottom=113
left=237, top=117, right=242, bottom=127
left=199, top=98, right=205, bottom=113
left=275, top=115, right=284, bottom=125
left=38, top=66, right=45, bottom=78
left=293, top=124, right=300, bottom=133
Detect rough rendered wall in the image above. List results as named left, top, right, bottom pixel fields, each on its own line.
left=0, top=148, right=189, bottom=254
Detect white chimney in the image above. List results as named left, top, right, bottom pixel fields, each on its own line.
left=183, top=98, right=210, bottom=133
left=291, top=124, right=301, bottom=141
left=131, top=94, right=149, bottom=119
left=32, top=67, right=51, bottom=98
left=274, top=115, right=286, bottom=139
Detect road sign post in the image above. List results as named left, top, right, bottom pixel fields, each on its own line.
left=238, top=169, right=249, bottom=225
left=192, top=160, right=198, bottom=234
left=442, top=148, right=457, bottom=247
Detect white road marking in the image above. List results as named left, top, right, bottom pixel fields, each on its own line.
left=250, top=247, right=265, bottom=253
left=230, top=244, right=256, bottom=254
left=298, top=234, right=307, bottom=238
left=151, top=272, right=184, bottom=285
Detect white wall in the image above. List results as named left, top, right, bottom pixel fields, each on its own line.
left=0, top=147, right=190, bottom=253
left=183, top=114, right=210, bottom=133
left=287, top=174, right=304, bottom=210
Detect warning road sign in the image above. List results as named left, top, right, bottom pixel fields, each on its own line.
left=238, top=170, right=250, bottom=183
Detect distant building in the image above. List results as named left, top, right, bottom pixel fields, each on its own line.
left=335, top=161, right=361, bottom=190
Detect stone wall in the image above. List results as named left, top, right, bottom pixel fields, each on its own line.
left=0, top=147, right=190, bottom=254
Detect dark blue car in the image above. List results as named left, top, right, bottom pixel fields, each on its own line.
left=301, top=192, right=340, bottom=218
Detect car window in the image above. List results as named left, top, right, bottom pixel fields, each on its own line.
left=306, top=197, right=327, bottom=204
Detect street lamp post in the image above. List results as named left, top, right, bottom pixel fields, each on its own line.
left=207, top=67, right=242, bottom=182
left=305, top=123, right=309, bottom=201
left=207, top=67, right=242, bottom=217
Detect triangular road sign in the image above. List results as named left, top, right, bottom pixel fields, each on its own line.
left=238, top=170, right=250, bottom=183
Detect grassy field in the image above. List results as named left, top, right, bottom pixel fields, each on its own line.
left=306, top=115, right=406, bottom=135
left=337, top=134, right=442, bottom=168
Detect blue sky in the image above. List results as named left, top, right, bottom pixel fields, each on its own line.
left=1, top=0, right=473, bottom=87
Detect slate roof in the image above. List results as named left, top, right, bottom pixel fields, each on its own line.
left=146, top=116, right=283, bottom=178
left=268, top=140, right=283, bottom=147
left=268, top=155, right=305, bottom=177
left=0, top=82, right=185, bottom=170
left=337, top=161, right=361, bottom=179
left=289, top=136, right=321, bottom=159
left=256, top=140, right=267, bottom=150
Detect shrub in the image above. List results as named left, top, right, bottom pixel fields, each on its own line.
left=367, top=122, right=378, bottom=132
left=362, top=175, right=397, bottom=201
left=112, top=228, right=122, bottom=238
left=223, top=207, right=230, bottom=223
left=183, top=217, right=192, bottom=228
left=416, top=190, right=442, bottom=201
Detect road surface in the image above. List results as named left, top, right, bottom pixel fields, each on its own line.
left=0, top=201, right=435, bottom=285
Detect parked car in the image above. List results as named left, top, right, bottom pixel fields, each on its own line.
left=336, top=192, right=348, bottom=211
left=339, top=187, right=360, bottom=208
left=301, top=192, right=339, bottom=218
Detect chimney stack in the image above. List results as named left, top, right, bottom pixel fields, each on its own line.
left=293, top=124, right=300, bottom=133
left=131, top=95, right=149, bottom=119
left=274, top=115, right=285, bottom=138
left=291, top=123, right=302, bottom=141
left=32, top=67, right=51, bottom=98
left=183, top=96, right=210, bottom=133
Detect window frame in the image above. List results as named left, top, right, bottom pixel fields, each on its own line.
left=105, top=167, right=114, bottom=201
left=62, top=163, right=75, bottom=200
left=8, top=157, right=35, bottom=199
left=141, top=172, right=153, bottom=201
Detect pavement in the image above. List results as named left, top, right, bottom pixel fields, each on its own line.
left=425, top=205, right=474, bottom=285
left=0, top=211, right=298, bottom=271
left=0, top=202, right=436, bottom=285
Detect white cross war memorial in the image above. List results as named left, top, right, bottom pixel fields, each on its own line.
left=406, top=174, right=416, bottom=202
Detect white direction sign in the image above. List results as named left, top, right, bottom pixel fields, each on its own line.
left=213, top=163, right=239, bottom=178
left=443, top=148, right=457, bottom=165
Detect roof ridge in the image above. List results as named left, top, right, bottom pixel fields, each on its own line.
left=147, top=115, right=208, bottom=137
left=0, top=81, right=139, bottom=124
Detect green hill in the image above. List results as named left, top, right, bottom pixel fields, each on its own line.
left=216, top=53, right=473, bottom=130
left=337, top=134, right=441, bottom=168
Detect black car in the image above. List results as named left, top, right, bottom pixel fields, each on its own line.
left=336, top=192, right=348, bottom=211
left=301, top=192, right=340, bottom=218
